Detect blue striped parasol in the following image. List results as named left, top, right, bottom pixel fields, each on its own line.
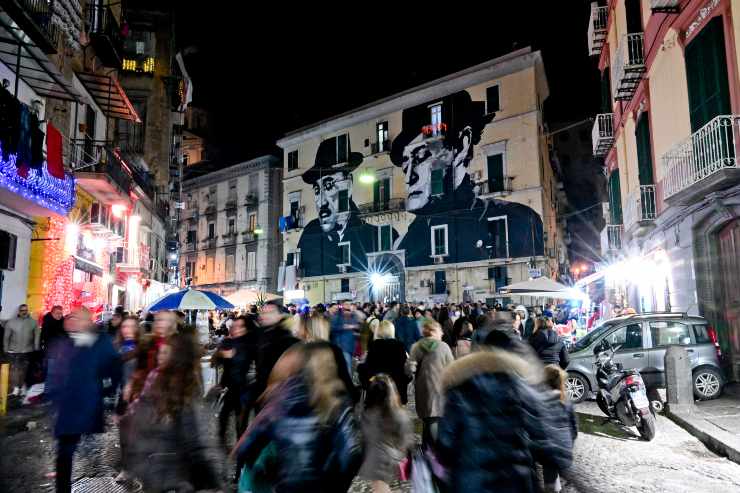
left=146, top=287, right=235, bottom=311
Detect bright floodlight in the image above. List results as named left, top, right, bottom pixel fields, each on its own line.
left=359, top=170, right=376, bottom=184
left=370, top=272, right=386, bottom=290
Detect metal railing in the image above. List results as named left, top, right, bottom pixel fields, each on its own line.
left=661, top=115, right=740, bottom=200
left=18, top=0, right=61, bottom=50
left=588, top=4, right=609, bottom=56
left=225, top=196, right=238, bottom=209
left=245, top=194, right=258, bottom=206
left=606, top=224, right=623, bottom=252
left=371, top=140, right=390, bottom=154
left=243, top=231, right=258, bottom=242
left=612, top=33, right=645, bottom=101
left=357, top=198, right=406, bottom=215
left=85, top=4, right=122, bottom=65
left=478, top=177, right=514, bottom=196
left=202, top=238, right=217, bottom=250
left=592, top=113, right=615, bottom=156
left=650, top=0, right=680, bottom=12
left=624, top=184, right=657, bottom=229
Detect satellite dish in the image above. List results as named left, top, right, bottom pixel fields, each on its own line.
left=475, top=240, right=483, bottom=248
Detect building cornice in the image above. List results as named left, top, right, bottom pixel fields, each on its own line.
left=183, top=156, right=280, bottom=191
left=277, top=48, right=544, bottom=149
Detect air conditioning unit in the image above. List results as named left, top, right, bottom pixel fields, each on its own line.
left=338, top=265, right=348, bottom=273
left=433, top=256, right=444, bottom=265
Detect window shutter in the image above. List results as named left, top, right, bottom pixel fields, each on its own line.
left=609, top=170, right=623, bottom=224
left=486, top=85, right=500, bottom=113
left=431, top=169, right=444, bottom=195
left=487, top=154, right=504, bottom=192
left=635, top=113, right=654, bottom=185
left=337, top=134, right=348, bottom=164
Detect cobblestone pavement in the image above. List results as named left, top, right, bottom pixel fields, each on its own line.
left=3, top=397, right=740, bottom=492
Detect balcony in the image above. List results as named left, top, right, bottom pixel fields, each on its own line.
left=244, top=194, right=258, bottom=206
left=662, top=115, right=740, bottom=205
left=85, top=4, right=123, bottom=67
left=650, top=0, right=680, bottom=13
left=612, top=33, right=646, bottom=102
left=225, top=196, right=238, bottom=211
left=71, top=145, right=132, bottom=204
left=204, top=203, right=216, bottom=216
left=588, top=4, right=609, bottom=56
left=3, top=0, right=61, bottom=53
left=357, top=198, right=406, bottom=216
left=623, top=184, right=657, bottom=237
left=183, top=241, right=196, bottom=253
left=371, top=140, right=390, bottom=154
left=243, top=231, right=258, bottom=242
left=222, top=231, right=237, bottom=245
left=202, top=237, right=217, bottom=250
left=592, top=113, right=615, bottom=156
left=607, top=224, right=623, bottom=253
left=477, top=177, right=514, bottom=197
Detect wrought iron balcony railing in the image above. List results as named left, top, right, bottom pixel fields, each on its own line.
left=650, top=0, right=680, bottom=13
left=85, top=4, right=122, bottom=67
left=588, top=4, right=609, bottom=56
left=245, top=194, right=258, bottom=206
left=357, top=198, right=406, bottom=216
left=661, top=115, right=740, bottom=202
left=13, top=0, right=61, bottom=53
left=612, top=33, right=646, bottom=102
left=477, top=177, right=514, bottom=196
left=202, top=237, right=217, bottom=250
left=592, top=113, right=615, bottom=156
left=606, top=224, right=623, bottom=252
left=623, top=184, right=657, bottom=231
left=371, top=140, right=390, bottom=154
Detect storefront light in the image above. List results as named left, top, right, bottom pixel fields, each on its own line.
left=111, top=204, right=127, bottom=218
left=65, top=222, right=79, bottom=253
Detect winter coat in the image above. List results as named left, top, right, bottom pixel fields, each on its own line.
left=437, top=350, right=571, bottom=493
left=394, top=316, right=421, bottom=353
left=330, top=311, right=360, bottom=357
left=126, top=394, right=223, bottom=492
left=523, top=317, right=536, bottom=339
left=46, top=333, right=121, bottom=437
left=2, top=316, right=39, bottom=353
left=255, top=323, right=299, bottom=397
left=530, top=329, right=569, bottom=369
left=358, top=338, right=409, bottom=404
left=216, top=333, right=256, bottom=393
left=236, top=375, right=363, bottom=493
left=41, top=312, right=65, bottom=350
left=409, top=338, right=454, bottom=419
left=539, top=389, right=578, bottom=468
left=358, top=407, right=413, bottom=482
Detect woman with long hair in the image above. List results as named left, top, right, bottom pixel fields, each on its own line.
left=113, top=315, right=142, bottom=483
left=358, top=374, right=413, bottom=493
left=127, top=333, right=222, bottom=492
left=234, top=342, right=363, bottom=493
left=358, top=321, right=410, bottom=404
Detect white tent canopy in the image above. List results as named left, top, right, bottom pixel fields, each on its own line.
left=499, top=277, right=588, bottom=300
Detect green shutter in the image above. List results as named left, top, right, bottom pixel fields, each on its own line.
left=431, top=169, right=444, bottom=195
left=601, top=69, right=612, bottom=113
left=381, top=225, right=391, bottom=251
left=635, top=113, right=654, bottom=185
left=686, top=17, right=731, bottom=131
left=487, top=154, right=504, bottom=192
left=609, top=170, right=623, bottom=224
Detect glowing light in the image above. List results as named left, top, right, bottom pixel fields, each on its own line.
left=370, top=272, right=386, bottom=290
left=169, top=253, right=177, bottom=261
left=253, top=225, right=264, bottom=235
left=102, top=273, right=112, bottom=286
left=359, top=169, right=376, bottom=184
left=111, top=204, right=127, bottom=218
left=129, top=214, right=141, bottom=223
left=65, top=222, right=79, bottom=253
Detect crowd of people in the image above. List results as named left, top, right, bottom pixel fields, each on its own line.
left=1, top=299, right=580, bottom=493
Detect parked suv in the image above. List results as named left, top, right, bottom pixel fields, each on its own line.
left=566, top=313, right=723, bottom=403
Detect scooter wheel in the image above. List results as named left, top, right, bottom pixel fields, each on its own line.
left=637, top=413, right=656, bottom=441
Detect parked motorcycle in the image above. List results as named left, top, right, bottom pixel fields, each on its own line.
left=593, top=341, right=656, bottom=441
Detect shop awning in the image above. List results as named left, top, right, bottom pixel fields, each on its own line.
left=499, top=277, right=589, bottom=300
left=0, top=10, right=81, bottom=102
left=75, top=72, right=141, bottom=122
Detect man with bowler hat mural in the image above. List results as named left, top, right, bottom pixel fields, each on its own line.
left=297, top=135, right=382, bottom=277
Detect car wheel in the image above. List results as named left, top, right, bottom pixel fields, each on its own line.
left=693, top=367, right=723, bottom=400
left=566, top=373, right=589, bottom=403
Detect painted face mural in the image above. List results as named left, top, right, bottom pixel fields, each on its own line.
left=313, top=171, right=350, bottom=233
left=391, top=91, right=493, bottom=211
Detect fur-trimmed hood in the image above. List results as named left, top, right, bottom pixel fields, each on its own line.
left=442, top=348, right=544, bottom=390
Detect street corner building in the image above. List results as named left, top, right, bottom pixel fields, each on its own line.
left=178, top=155, right=283, bottom=296
left=0, top=1, right=191, bottom=319
left=583, top=0, right=740, bottom=379
left=276, top=47, right=568, bottom=306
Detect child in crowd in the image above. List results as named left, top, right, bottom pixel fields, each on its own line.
left=541, top=364, right=579, bottom=493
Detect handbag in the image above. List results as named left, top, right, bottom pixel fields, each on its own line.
left=411, top=447, right=439, bottom=493
left=398, top=452, right=412, bottom=481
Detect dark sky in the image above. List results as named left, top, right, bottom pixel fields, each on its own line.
left=177, top=1, right=601, bottom=161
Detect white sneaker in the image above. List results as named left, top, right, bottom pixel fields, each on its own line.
left=10, top=387, right=19, bottom=396
left=114, top=470, right=131, bottom=483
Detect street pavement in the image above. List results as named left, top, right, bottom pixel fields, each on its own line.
left=3, top=397, right=740, bottom=492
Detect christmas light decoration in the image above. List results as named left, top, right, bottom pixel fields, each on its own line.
left=41, top=217, right=76, bottom=314
left=0, top=144, right=76, bottom=215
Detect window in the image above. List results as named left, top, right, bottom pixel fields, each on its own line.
left=208, top=186, right=217, bottom=204
left=608, top=170, right=623, bottom=224
left=487, top=153, right=505, bottom=193
left=225, top=253, right=235, bottom=281
left=286, top=252, right=294, bottom=266
left=431, top=168, right=444, bottom=195
left=228, top=180, right=237, bottom=199
left=486, top=84, right=500, bottom=113
left=430, top=104, right=442, bottom=135
left=338, top=241, right=350, bottom=266
left=338, top=189, right=349, bottom=212
left=649, top=321, right=692, bottom=347
left=228, top=218, right=235, bottom=234
left=373, top=177, right=390, bottom=209
left=249, top=175, right=259, bottom=198
left=488, top=266, right=508, bottom=286
left=286, top=250, right=301, bottom=268
left=248, top=213, right=257, bottom=232
left=431, top=225, right=448, bottom=257
left=287, top=150, right=298, bottom=171
left=185, top=260, right=195, bottom=279
left=378, top=224, right=392, bottom=252
left=434, top=270, right=446, bottom=295
left=376, top=122, right=388, bottom=151
left=487, top=216, right=508, bottom=258
left=635, top=112, right=654, bottom=186
left=336, top=134, right=348, bottom=164
left=186, top=230, right=196, bottom=244
left=693, top=324, right=711, bottom=344
left=208, top=222, right=215, bottom=239
left=341, top=278, right=350, bottom=293
left=247, top=251, right=256, bottom=280
left=604, top=323, right=644, bottom=350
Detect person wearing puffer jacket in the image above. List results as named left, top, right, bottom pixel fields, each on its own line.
left=529, top=316, right=569, bottom=369
left=436, top=330, right=572, bottom=493
left=540, top=364, right=578, bottom=493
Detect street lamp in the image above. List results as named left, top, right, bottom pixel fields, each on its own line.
left=253, top=225, right=264, bottom=235
left=359, top=169, right=375, bottom=184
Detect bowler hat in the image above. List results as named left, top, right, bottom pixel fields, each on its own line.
left=302, top=136, right=363, bottom=185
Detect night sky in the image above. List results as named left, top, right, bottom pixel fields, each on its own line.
left=177, top=1, right=601, bottom=161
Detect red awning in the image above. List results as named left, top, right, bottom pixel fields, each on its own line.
left=76, top=72, right=141, bottom=122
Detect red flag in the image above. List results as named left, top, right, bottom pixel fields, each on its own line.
left=46, top=123, right=64, bottom=179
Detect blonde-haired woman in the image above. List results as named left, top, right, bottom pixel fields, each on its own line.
left=409, top=318, right=454, bottom=447
left=358, top=320, right=410, bottom=404
left=235, top=342, right=364, bottom=492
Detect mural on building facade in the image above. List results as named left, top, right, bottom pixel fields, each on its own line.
left=295, top=90, right=544, bottom=279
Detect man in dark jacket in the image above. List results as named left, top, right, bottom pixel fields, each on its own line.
left=255, top=302, right=298, bottom=401
left=41, top=305, right=66, bottom=351
left=437, top=332, right=571, bottom=493
left=46, top=307, right=121, bottom=493
left=529, top=316, right=569, bottom=369
left=393, top=306, right=420, bottom=353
